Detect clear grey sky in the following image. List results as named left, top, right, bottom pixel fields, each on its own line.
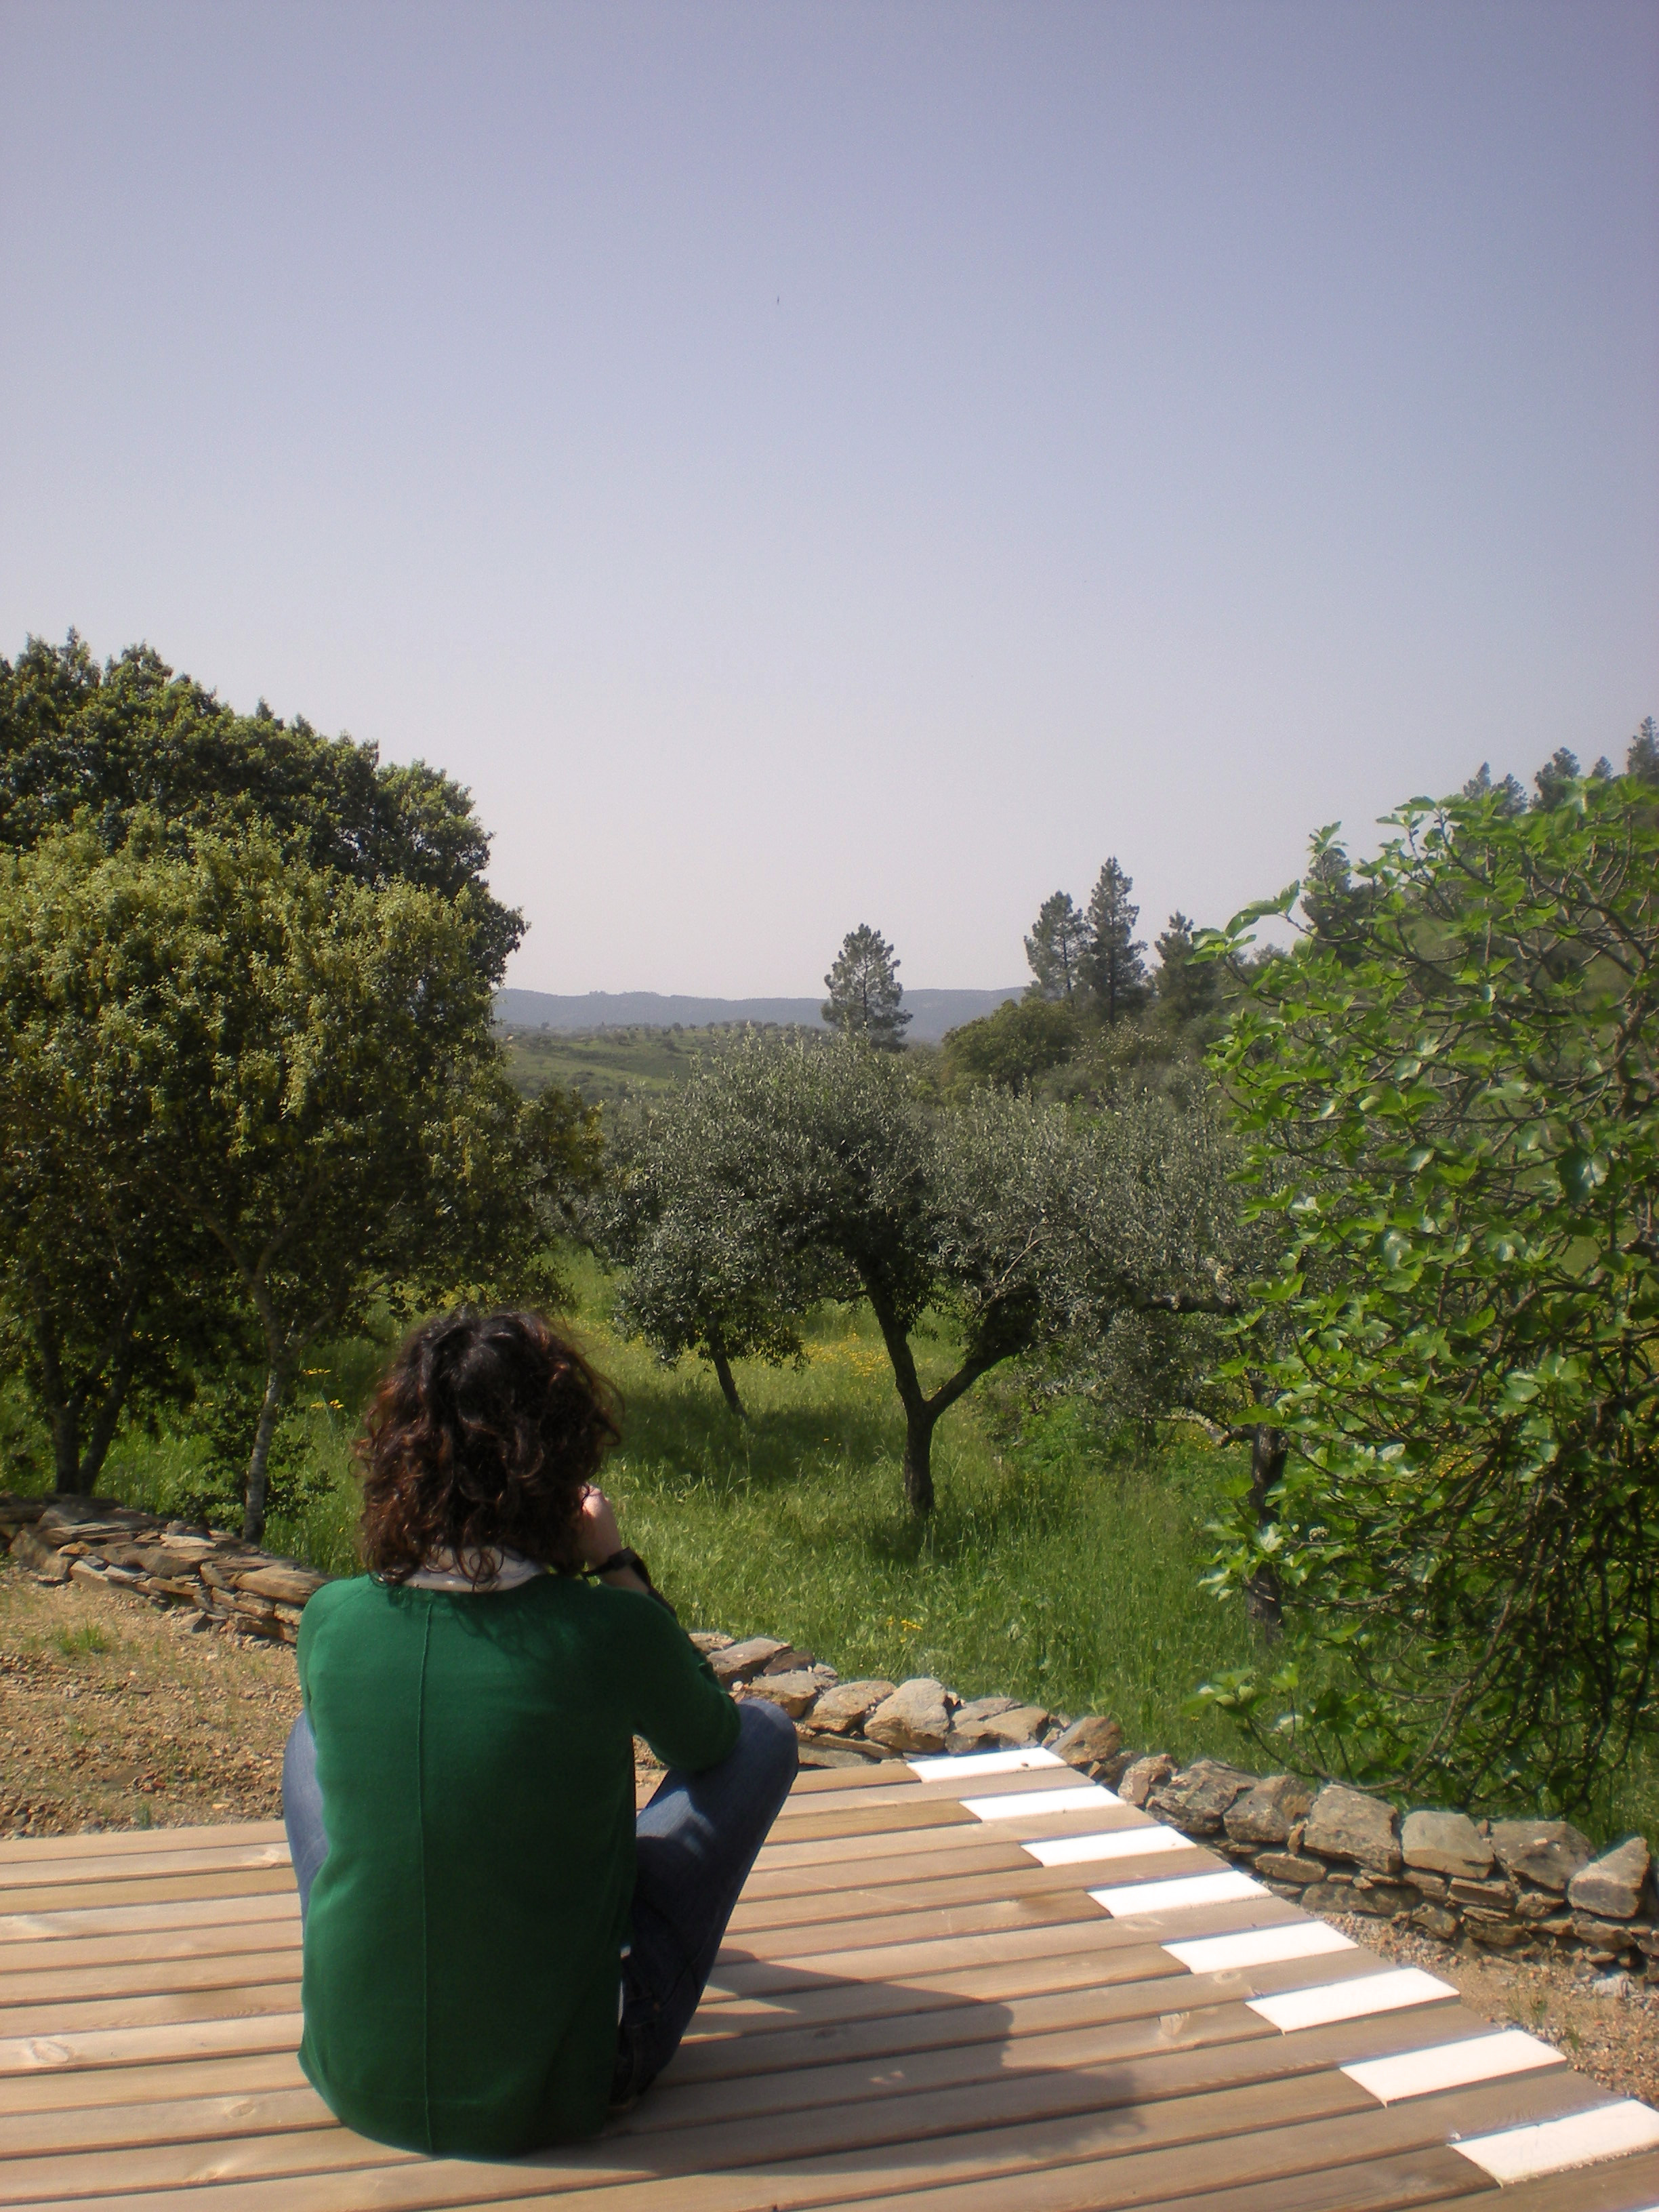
left=3, top=1, right=1654, bottom=994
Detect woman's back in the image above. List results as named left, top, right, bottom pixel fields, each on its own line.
left=296, top=1570, right=736, bottom=2156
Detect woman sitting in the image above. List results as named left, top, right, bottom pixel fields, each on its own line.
left=280, top=1308, right=797, bottom=2158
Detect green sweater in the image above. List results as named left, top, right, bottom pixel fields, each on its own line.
left=294, top=1572, right=739, bottom=2157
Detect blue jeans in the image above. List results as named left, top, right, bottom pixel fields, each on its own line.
left=281, top=1697, right=797, bottom=2105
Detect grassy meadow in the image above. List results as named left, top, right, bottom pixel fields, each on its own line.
left=21, top=1251, right=1659, bottom=1839
left=56, top=1254, right=1262, bottom=1767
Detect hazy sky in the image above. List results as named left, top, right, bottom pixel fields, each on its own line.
left=3, top=2, right=1655, bottom=994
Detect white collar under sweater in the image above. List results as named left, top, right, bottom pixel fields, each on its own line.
left=403, top=1549, right=546, bottom=1593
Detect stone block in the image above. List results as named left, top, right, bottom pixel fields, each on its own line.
left=1404, top=1870, right=1450, bottom=1900
left=233, top=1564, right=327, bottom=1606
left=1345, top=1883, right=1418, bottom=1917
left=689, top=1631, right=733, bottom=1654
left=1449, top=1877, right=1515, bottom=1908
left=1147, top=1759, right=1260, bottom=1835
left=707, top=1637, right=788, bottom=1685
left=808, top=1680, right=896, bottom=1735
left=1225, top=1773, right=1313, bottom=1845
left=762, top=1645, right=820, bottom=1677
left=1465, top=1919, right=1526, bottom=1949
left=1574, top=1913, right=1639, bottom=1952
left=1568, top=1837, right=1651, bottom=1921
left=1253, top=1850, right=1328, bottom=1885
left=12, top=1528, right=70, bottom=1582
left=947, top=1700, right=1051, bottom=1753
left=1488, top=1819, right=1593, bottom=1893
left=1118, top=1755, right=1176, bottom=1807
left=865, top=1678, right=955, bottom=1755
left=1513, top=1891, right=1557, bottom=1923
left=1300, top=1881, right=1360, bottom=1914
left=68, top=1559, right=108, bottom=1591
left=1050, top=1715, right=1124, bottom=1776
left=1303, top=1784, right=1401, bottom=1874
left=1412, top=1901, right=1460, bottom=1938
left=743, top=1670, right=827, bottom=1720
left=1401, top=1809, right=1493, bottom=1880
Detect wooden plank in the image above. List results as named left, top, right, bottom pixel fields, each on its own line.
left=717, top=1889, right=1106, bottom=1965
left=782, top=1764, right=905, bottom=1797
left=0, top=1929, right=298, bottom=1982
left=0, top=1868, right=294, bottom=1917
left=690, top=1908, right=1332, bottom=2039
left=0, top=1822, right=285, bottom=1868
left=1427, top=2147, right=1659, bottom=2212
left=771, top=1769, right=1092, bottom=1822
left=0, top=2081, right=333, bottom=2158
left=754, top=1800, right=975, bottom=1846
left=668, top=1952, right=1398, bottom=2084
left=0, top=2048, right=1380, bottom=2205
left=0, top=2049, right=305, bottom=2120
left=0, top=1893, right=298, bottom=1946
left=708, top=1904, right=1318, bottom=1996
left=0, top=1978, right=301, bottom=2039
left=0, top=1841, right=291, bottom=1893
left=730, top=1857, right=1171, bottom=1932
left=750, top=1813, right=1160, bottom=1872
left=0, top=1946, right=302, bottom=2009
left=0, top=2064, right=1597, bottom=2212
left=0, top=2009, right=304, bottom=2079
left=724, top=1858, right=1230, bottom=1956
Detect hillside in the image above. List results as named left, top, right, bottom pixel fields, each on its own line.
left=494, top=986, right=1022, bottom=1044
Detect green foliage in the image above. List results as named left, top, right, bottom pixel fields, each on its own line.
left=939, top=998, right=1078, bottom=1096
left=821, top=924, right=912, bottom=1050
left=1024, top=891, right=1092, bottom=1002
left=602, top=1036, right=1240, bottom=1511
left=0, top=821, right=555, bottom=1538
left=0, top=633, right=521, bottom=983
left=54, top=1622, right=112, bottom=1658
left=0, top=830, right=228, bottom=1494
left=1078, top=857, right=1149, bottom=1023
left=1151, top=914, right=1224, bottom=1037
left=1199, top=769, right=1659, bottom=1810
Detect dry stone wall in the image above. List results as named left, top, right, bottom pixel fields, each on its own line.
left=0, top=1493, right=324, bottom=1641
left=6, top=1490, right=1652, bottom=1975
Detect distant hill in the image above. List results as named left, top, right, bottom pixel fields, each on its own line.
left=493, top=987, right=1023, bottom=1044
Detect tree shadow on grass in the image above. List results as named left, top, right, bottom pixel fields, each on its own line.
left=615, top=1370, right=901, bottom=1509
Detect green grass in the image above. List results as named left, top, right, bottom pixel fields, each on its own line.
left=516, top=1256, right=1265, bottom=1757
left=16, top=1251, right=1659, bottom=1831
left=54, top=1622, right=112, bottom=1658
left=501, top=1025, right=798, bottom=1105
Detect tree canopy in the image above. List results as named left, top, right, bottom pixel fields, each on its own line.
left=603, top=1035, right=1240, bottom=1512
left=822, top=924, right=911, bottom=1050
left=1198, top=766, right=1659, bottom=1810
left=0, top=634, right=521, bottom=981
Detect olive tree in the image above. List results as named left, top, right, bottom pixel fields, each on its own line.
left=1197, top=769, right=1659, bottom=1809
left=605, top=1036, right=1240, bottom=1512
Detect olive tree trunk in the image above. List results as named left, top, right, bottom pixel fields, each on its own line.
left=707, top=1335, right=747, bottom=1421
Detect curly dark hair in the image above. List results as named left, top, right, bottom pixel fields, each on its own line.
left=356, top=1310, right=621, bottom=1585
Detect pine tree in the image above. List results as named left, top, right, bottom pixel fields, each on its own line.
left=1628, top=716, right=1659, bottom=787
left=1462, top=762, right=1528, bottom=815
left=1078, top=859, right=1147, bottom=1023
left=1023, top=890, right=1092, bottom=1002
left=822, top=924, right=912, bottom=1050
left=1152, top=912, right=1221, bottom=1031
left=1532, top=747, right=1581, bottom=809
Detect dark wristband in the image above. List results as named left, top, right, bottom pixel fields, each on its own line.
left=582, top=1548, right=676, bottom=1617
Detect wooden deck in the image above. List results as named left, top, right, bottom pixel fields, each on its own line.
left=5, top=1746, right=1659, bottom=2211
